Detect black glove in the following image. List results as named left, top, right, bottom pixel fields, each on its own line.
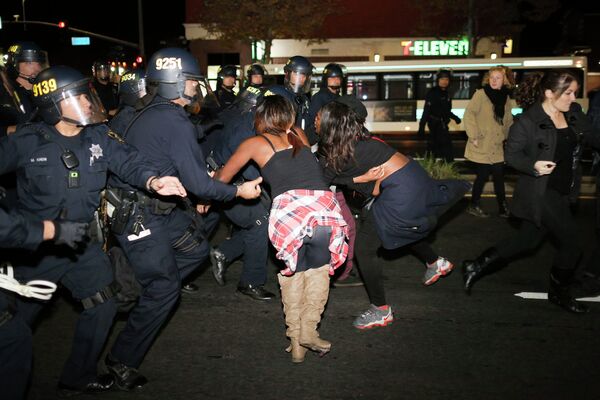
left=53, top=221, right=89, bottom=249
left=453, top=117, right=462, bottom=124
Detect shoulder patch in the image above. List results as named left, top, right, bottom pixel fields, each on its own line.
left=107, top=129, right=126, bottom=144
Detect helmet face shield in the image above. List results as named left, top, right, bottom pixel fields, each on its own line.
left=57, top=82, right=107, bottom=126
left=285, top=71, right=312, bottom=94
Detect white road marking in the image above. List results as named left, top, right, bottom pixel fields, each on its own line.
left=514, top=292, right=600, bottom=302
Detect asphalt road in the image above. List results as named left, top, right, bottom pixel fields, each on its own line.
left=24, top=198, right=600, bottom=400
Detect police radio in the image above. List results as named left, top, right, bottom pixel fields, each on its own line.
left=61, top=150, right=80, bottom=188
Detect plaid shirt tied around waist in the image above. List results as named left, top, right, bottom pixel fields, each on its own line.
left=269, top=189, right=349, bottom=276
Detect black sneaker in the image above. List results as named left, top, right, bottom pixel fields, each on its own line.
left=105, top=353, right=148, bottom=391
left=237, top=284, right=276, bottom=301
left=57, top=374, right=114, bottom=397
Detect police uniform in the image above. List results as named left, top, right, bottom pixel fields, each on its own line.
left=215, top=86, right=237, bottom=112
left=211, top=105, right=271, bottom=292
left=0, top=121, right=158, bottom=392
left=108, top=96, right=238, bottom=368
left=418, top=86, right=461, bottom=162
left=0, top=208, right=43, bottom=249
left=268, top=84, right=311, bottom=132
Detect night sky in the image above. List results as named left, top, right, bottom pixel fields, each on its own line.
left=1, top=0, right=185, bottom=73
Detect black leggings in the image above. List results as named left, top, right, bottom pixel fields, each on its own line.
left=355, top=207, right=438, bottom=307
left=471, top=161, right=506, bottom=205
left=295, top=226, right=332, bottom=273
left=495, top=189, right=581, bottom=271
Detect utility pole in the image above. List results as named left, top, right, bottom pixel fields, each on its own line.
left=137, top=0, right=145, bottom=59
left=22, top=0, right=26, bottom=31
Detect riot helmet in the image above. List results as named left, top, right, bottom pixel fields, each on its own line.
left=283, top=56, right=313, bottom=94
left=118, top=69, right=146, bottom=106
left=92, top=60, right=112, bottom=83
left=217, top=64, right=238, bottom=91
left=145, top=47, right=215, bottom=106
left=246, top=63, right=266, bottom=87
left=32, top=65, right=107, bottom=126
left=233, top=86, right=264, bottom=113
left=6, top=42, right=49, bottom=83
left=320, top=63, right=346, bottom=94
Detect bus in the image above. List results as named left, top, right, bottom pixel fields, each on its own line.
left=255, top=56, right=588, bottom=134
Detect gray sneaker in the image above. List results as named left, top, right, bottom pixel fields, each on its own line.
left=423, top=257, right=454, bottom=286
left=467, top=205, right=490, bottom=218
left=352, top=304, right=393, bottom=330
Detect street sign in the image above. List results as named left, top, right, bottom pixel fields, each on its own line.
left=71, top=37, right=91, bottom=46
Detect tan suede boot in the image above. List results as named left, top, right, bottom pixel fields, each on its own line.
left=299, top=265, right=332, bottom=354
left=278, top=273, right=308, bottom=363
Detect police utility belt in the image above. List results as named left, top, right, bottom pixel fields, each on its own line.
left=105, top=188, right=176, bottom=235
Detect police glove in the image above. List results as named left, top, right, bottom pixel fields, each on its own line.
left=453, top=116, right=462, bottom=125
left=53, top=221, right=89, bottom=249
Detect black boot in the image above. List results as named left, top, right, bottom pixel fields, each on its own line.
left=548, top=271, right=589, bottom=314
left=462, top=248, right=501, bottom=294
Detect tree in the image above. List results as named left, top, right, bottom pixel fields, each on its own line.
left=192, top=0, right=340, bottom=63
left=413, top=0, right=560, bottom=56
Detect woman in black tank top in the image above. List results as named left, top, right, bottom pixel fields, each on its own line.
left=215, top=95, right=349, bottom=363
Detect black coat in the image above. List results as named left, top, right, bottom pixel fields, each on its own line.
left=506, top=102, right=598, bottom=226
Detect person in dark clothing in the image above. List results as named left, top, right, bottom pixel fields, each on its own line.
left=305, top=63, right=345, bottom=144
left=462, top=70, right=600, bottom=314
left=0, top=65, right=187, bottom=398
left=103, top=48, right=262, bottom=390
left=317, top=99, right=470, bottom=330
left=0, top=41, right=48, bottom=137
left=267, top=56, right=313, bottom=138
left=418, top=69, right=461, bottom=162
left=215, top=64, right=238, bottom=112
left=108, top=69, right=146, bottom=135
left=245, top=63, right=266, bottom=88
left=0, top=42, right=49, bottom=210
left=208, top=87, right=276, bottom=301
left=91, top=60, right=119, bottom=117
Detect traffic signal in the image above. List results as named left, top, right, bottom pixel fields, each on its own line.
left=58, top=20, right=67, bottom=29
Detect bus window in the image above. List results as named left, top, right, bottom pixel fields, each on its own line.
left=416, top=72, right=436, bottom=99
left=347, top=74, right=378, bottom=100
left=448, top=71, right=481, bottom=99
left=382, top=74, right=414, bottom=100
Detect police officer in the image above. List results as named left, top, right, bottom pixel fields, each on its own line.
left=305, top=63, right=345, bottom=144
left=0, top=199, right=88, bottom=400
left=245, top=63, right=266, bottom=88
left=209, top=87, right=275, bottom=300
left=109, top=68, right=146, bottom=135
left=0, top=41, right=48, bottom=137
left=0, top=42, right=49, bottom=210
left=215, top=64, right=238, bottom=112
left=91, top=59, right=119, bottom=116
left=0, top=65, right=186, bottom=397
left=267, top=55, right=314, bottom=134
left=418, top=69, right=461, bottom=162
left=104, top=47, right=262, bottom=390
